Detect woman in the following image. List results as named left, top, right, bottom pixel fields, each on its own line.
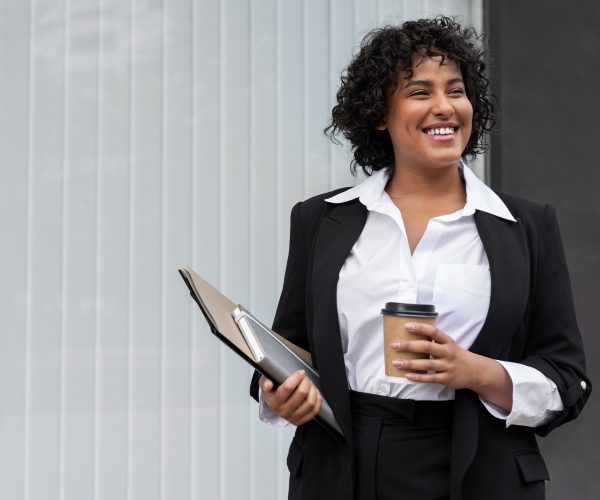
left=249, top=17, right=590, bottom=500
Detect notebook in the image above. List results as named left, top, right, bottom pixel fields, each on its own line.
left=179, top=267, right=344, bottom=441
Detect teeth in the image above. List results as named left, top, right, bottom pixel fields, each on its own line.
left=426, top=127, right=455, bottom=135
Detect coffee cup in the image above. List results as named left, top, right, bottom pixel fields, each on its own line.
left=381, top=302, right=438, bottom=379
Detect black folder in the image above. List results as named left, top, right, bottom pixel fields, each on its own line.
left=179, top=267, right=344, bottom=441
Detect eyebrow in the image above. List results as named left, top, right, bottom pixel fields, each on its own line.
left=404, top=77, right=464, bottom=88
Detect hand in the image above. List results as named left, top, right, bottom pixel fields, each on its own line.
left=259, top=371, right=323, bottom=426
left=390, top=322, right=480, bottom=389
left=390, top=322, right=513, bottom=410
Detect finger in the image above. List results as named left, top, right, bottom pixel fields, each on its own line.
left=280, top=376, right=315, bottom=417
left=392, top=339, right=440, bottom=356
left=390, top=340, right=447, bottom=358
left=271, top=370, right=306, bottom=406
left=288, top=380, right=322, bottom=425
left=405, top=322, right=450, bottom=342
left=404, top=371, right=448, bottom=384
left=292, top=383, right=322, bottom=426
left=288, top=383, right=317, bottom=425
left=392, top=358, right=446, bottom=372
left=314, top=390, right=323, bottom=414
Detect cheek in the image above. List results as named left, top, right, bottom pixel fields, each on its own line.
left=461, top=102, right=474, bottom=134
left=390, top=100, right=422, bottom=123
left=462, top=100, right=474, bottom=122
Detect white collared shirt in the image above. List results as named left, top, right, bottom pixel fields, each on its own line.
left=259, top=162, right=563, bottom=427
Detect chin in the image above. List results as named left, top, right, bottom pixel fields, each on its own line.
left=424, top=153, right=463, bottom=169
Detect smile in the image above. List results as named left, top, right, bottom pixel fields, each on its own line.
left=425, top=127, right=457, bottom=136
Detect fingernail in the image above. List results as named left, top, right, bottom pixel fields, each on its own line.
left=405, top=322, right=416, bottom=331
left=393, top=360, right=407, bottom=368
left=390, top=342, right=402, bottom=349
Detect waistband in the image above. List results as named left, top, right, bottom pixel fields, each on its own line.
left=349, top=389, right=454, bottom=423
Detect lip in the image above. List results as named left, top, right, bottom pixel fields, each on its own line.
left=426, top=132, right=456, bottom=142
left=421, top=121, right=460, bottom=132
left=422, top=122, right=460, bottom=141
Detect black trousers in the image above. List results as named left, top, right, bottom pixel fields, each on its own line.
left=350, top=390, right=454, bottom=500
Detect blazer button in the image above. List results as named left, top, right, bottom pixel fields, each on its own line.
left=580, top=380, right=587, bottom=391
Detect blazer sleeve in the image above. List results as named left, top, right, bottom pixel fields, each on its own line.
left=250, top=201, right=310, bottom=402
left=519, top=204, right=591, bottom=436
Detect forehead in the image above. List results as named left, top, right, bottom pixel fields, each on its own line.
left=404, top=53, right=462, bottom=79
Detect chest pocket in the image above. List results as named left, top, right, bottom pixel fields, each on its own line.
left=433, top=264, right=491, bottom=342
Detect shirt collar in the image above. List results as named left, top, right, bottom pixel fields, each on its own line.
left=325, top=160, right=516, bottom=222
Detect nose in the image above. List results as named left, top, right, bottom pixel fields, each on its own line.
left=431, top=93, right=454, bottom=116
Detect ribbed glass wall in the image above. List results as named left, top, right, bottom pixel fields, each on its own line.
left=0, top=1, right=483, bottom=499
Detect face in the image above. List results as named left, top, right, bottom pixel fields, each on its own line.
left=378, top=54, right=473, bottom=173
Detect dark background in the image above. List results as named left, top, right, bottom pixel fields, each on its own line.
left=486, top=0, right=599, bottom=497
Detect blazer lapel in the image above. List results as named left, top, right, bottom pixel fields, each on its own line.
left=450, top=210, right=530, bottom=499
left=471, top=210, right=530, bottom=356
left=310, top=200, right=367, bottom=448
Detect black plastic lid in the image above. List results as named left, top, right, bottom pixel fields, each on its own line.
left=381, top=302, right=437, bottom=317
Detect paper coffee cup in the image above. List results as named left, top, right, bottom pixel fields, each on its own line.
left=381, top=302, right=438, bottom=379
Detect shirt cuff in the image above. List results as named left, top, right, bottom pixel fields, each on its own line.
left=479, top=360, right=564, bottom=428
left=258, top=389, right=292, bottom=428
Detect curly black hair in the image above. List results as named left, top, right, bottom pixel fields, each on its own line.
left=325, top=16, right=494, bottom=176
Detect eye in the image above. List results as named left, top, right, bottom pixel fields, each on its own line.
left=449, top=87, right=466, bottom=95
left=408, top=89, right=429, bottom=97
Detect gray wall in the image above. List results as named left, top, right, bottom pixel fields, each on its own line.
left=487, top=1, right=600, bottom=497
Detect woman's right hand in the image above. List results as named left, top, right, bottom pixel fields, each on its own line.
left=259, top=371, right=323, bottom=426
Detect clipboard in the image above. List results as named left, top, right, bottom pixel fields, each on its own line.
left=179, top=267, right=345, bottom=441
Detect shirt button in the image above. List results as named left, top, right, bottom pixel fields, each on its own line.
left=581, top=380, right=587, bottom=391
left=375, top=383, right=389, bottom=396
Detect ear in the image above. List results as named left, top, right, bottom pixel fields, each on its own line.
left=376, top=122, right=387, bottom=131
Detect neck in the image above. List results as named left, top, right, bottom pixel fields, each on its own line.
left=385, top=163, right=465, bottom=201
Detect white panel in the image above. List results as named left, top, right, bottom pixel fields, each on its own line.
left=129, top=0, right=162, bottom=498
left=192, top=0, right=221, bottom=498
left=354, top=0, right=378, bottom=37
left=330, top=0, right=359, bottom=189
left=248, top=1, right=279, bottom=497
left=0, top=1, right=30, bottom=499
left=275, top=3, right=308, bottom=494
left=422, top=0, right=447, bottom=18
left=447, top=0, right=472, bottom=23
left=248, top=0, right=279, bottom=349
left=402, top=0, right=427, bottom=20
left=304, top=0, right=331, bottom=197
left=378, top=0, right=403, bottom=24
left=96, top=0, right=132, bottom=497
left=27, top=0, right=66, bottom=498
left=61, top=0, right=98, bottom=498
left=277, top=0, right=305, bottom=282
left=221, top=0, right=252, bottom=498
left=470, top=0, right=484, bottom=31
left=162, top=0, right=193, bottom=499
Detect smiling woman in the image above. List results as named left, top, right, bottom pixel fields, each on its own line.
left=325, top=17, right=494, bottom=176
left=249, top=16, right=590, bottom=500
left=378, top=56, right=473, bottom=175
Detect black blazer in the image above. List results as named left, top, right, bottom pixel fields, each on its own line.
left=250, top=189, right=591, bottom=500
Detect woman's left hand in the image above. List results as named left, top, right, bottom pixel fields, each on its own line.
left=391, top=323, right=513, bottom=411
left=390, top=322, right=482, bottom=390
left=390, top=322, right=513, bottom=411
